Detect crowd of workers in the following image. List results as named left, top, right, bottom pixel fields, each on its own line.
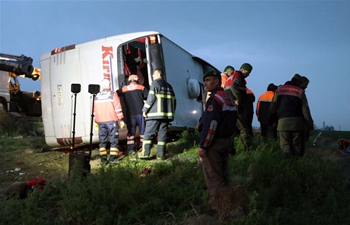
left=92, top=63, right=313, bottom=164
left=93, top=68, right=176, bottom=165
left=92, top=63, right=313, bottom=212
left=198, top=63, right=314, bottom=212
left=7, top=64, right=314, bottom=214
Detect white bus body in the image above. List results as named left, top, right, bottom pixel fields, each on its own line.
left=40, top=31, right=217, bottom=149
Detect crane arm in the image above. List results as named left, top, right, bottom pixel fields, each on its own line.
left=0, top=53, right=34, bottom=77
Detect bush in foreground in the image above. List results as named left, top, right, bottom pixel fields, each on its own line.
left=1, top=133, right=350, bottom=225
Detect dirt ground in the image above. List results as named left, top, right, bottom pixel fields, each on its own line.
left=0, top=137, right=186, bottom=201
left=0, top=143, right=103, bottom=201
left=1, top=132, right=349, bottom=201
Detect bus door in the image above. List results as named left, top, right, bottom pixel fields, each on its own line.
left=145, top=34, right=165, bottom=82
left=119, top=38, right=151, bottom=90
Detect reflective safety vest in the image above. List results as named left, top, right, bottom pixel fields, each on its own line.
left=142, top=78, right=176, bottom=121
left=94, top=90, right=124, bottom=123
left=121, top=83, right=148, bottom=116
left=256, top=90, right=275, bottom=124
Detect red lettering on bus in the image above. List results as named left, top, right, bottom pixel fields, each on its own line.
left=101, top=46, right=113, bottom=82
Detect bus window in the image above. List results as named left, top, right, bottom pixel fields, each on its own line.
left=197, top=82, right=206, bottom=104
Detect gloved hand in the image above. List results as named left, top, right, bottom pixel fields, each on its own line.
left=134, top=57, right=141, bottom=63
left=119, top=120, right=125, bottom=129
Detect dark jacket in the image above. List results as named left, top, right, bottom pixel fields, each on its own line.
left=270, top=81, right=313, bottom=131
left=120, top=83, right=149, bottom=123
left=246, top=88, right=255, bottom=115
left=199, top=88, right=237, bottom=149
left=142, top=78, right=176, bottom=121
left=225, top=71, right=247, bottom=113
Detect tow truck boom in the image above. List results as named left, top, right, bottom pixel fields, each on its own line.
left=0, top=53, right=34, bottom=78
left=0, top=52, right=41, bottom=117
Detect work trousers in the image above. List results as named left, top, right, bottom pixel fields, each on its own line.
left=279, top=130, right=305, bottom=158
left=126, top=114, right=145, bottom=151
left=260, top=123, right=277, bottom=140
left=236, top=111, right=252, bottom=151
left=201, top=137, right=232, bottom=211
left=141, top=119, right=168, bottom=159
left=247, top=113, right=254, bottom=137
left=98, top=122, right=119, bottom=157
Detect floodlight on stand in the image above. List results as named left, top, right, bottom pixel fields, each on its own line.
left=88, top=84, right=100, bottom=159
left=70, top=83, right=81, bottom=151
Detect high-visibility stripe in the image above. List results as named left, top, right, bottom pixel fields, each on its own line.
left=141, top=140, right=152, bottom=156
left=127, top=136, right=135, bottom=145
left=154, top=93, right=175, bottom=99
left=99, top=147, right=107, bottom=155
left=110, top=147, right=119, bottom=155
left=147, top=112, right=174, bottom=117
left=143, top=140, right=152, bottom=144
left=277, top=85, right=303, bottom=98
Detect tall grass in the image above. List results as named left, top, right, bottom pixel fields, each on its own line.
left=0, top=110, right=42, bottom=136
left=1, top=131, right=350, bottom=225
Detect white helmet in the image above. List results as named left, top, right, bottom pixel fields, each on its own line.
left=128, top=74, right=139, bottom=82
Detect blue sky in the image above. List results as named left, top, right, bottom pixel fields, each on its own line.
left=1, top=0, right=350, bottom=130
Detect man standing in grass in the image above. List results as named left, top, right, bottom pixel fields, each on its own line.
left=139, top=68, right=176, bottom=160
left=256, top=83, right=278, bottom=139
left=225, top=63, right=254, bottom=151
left=94, top=79, right=124, bottom=165
left=270, top=74, right=314, bottom=158
left=198, top=70, right=237, bottom=212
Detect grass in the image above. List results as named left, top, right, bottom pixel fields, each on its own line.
left=0, top=130, right=350, bottom=224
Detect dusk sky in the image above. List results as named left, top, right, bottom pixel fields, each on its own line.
left=1, top=0, right=349, bottom=130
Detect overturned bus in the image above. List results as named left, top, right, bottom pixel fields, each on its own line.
left=40, top=31, right=218, bottom=149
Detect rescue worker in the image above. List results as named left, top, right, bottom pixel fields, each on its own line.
left=269, top=74, right=314, bottom=158
left=225, top=63, right=253, bottom=151
left=138, top=69, right=176, bottom=160
left=256, top=83, right=278, bottom=139
left=220, top=65, right=235, bottom=88
left=120, top=74, right=149, bottom=155
left=94, top=79, right=124, bottom=165
left=246, top=87, right=255, bottom=137
left=5, top=177, right=46, bottom=199
left=206, top=65, right=234, bottom=102
left=139, top=68, right=176, bottom=160
left=198, top=70, right=237, bottom=212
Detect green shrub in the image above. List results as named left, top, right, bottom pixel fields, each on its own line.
left=0, top=110, right=39, bottom=136
left=1, top=134, right=350, bottom=225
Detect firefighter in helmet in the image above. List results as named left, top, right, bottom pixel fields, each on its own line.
left=139, top=68, right=176, bottom=160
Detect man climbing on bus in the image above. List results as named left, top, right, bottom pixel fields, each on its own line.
left=120, top=74, right=149, bottom=155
